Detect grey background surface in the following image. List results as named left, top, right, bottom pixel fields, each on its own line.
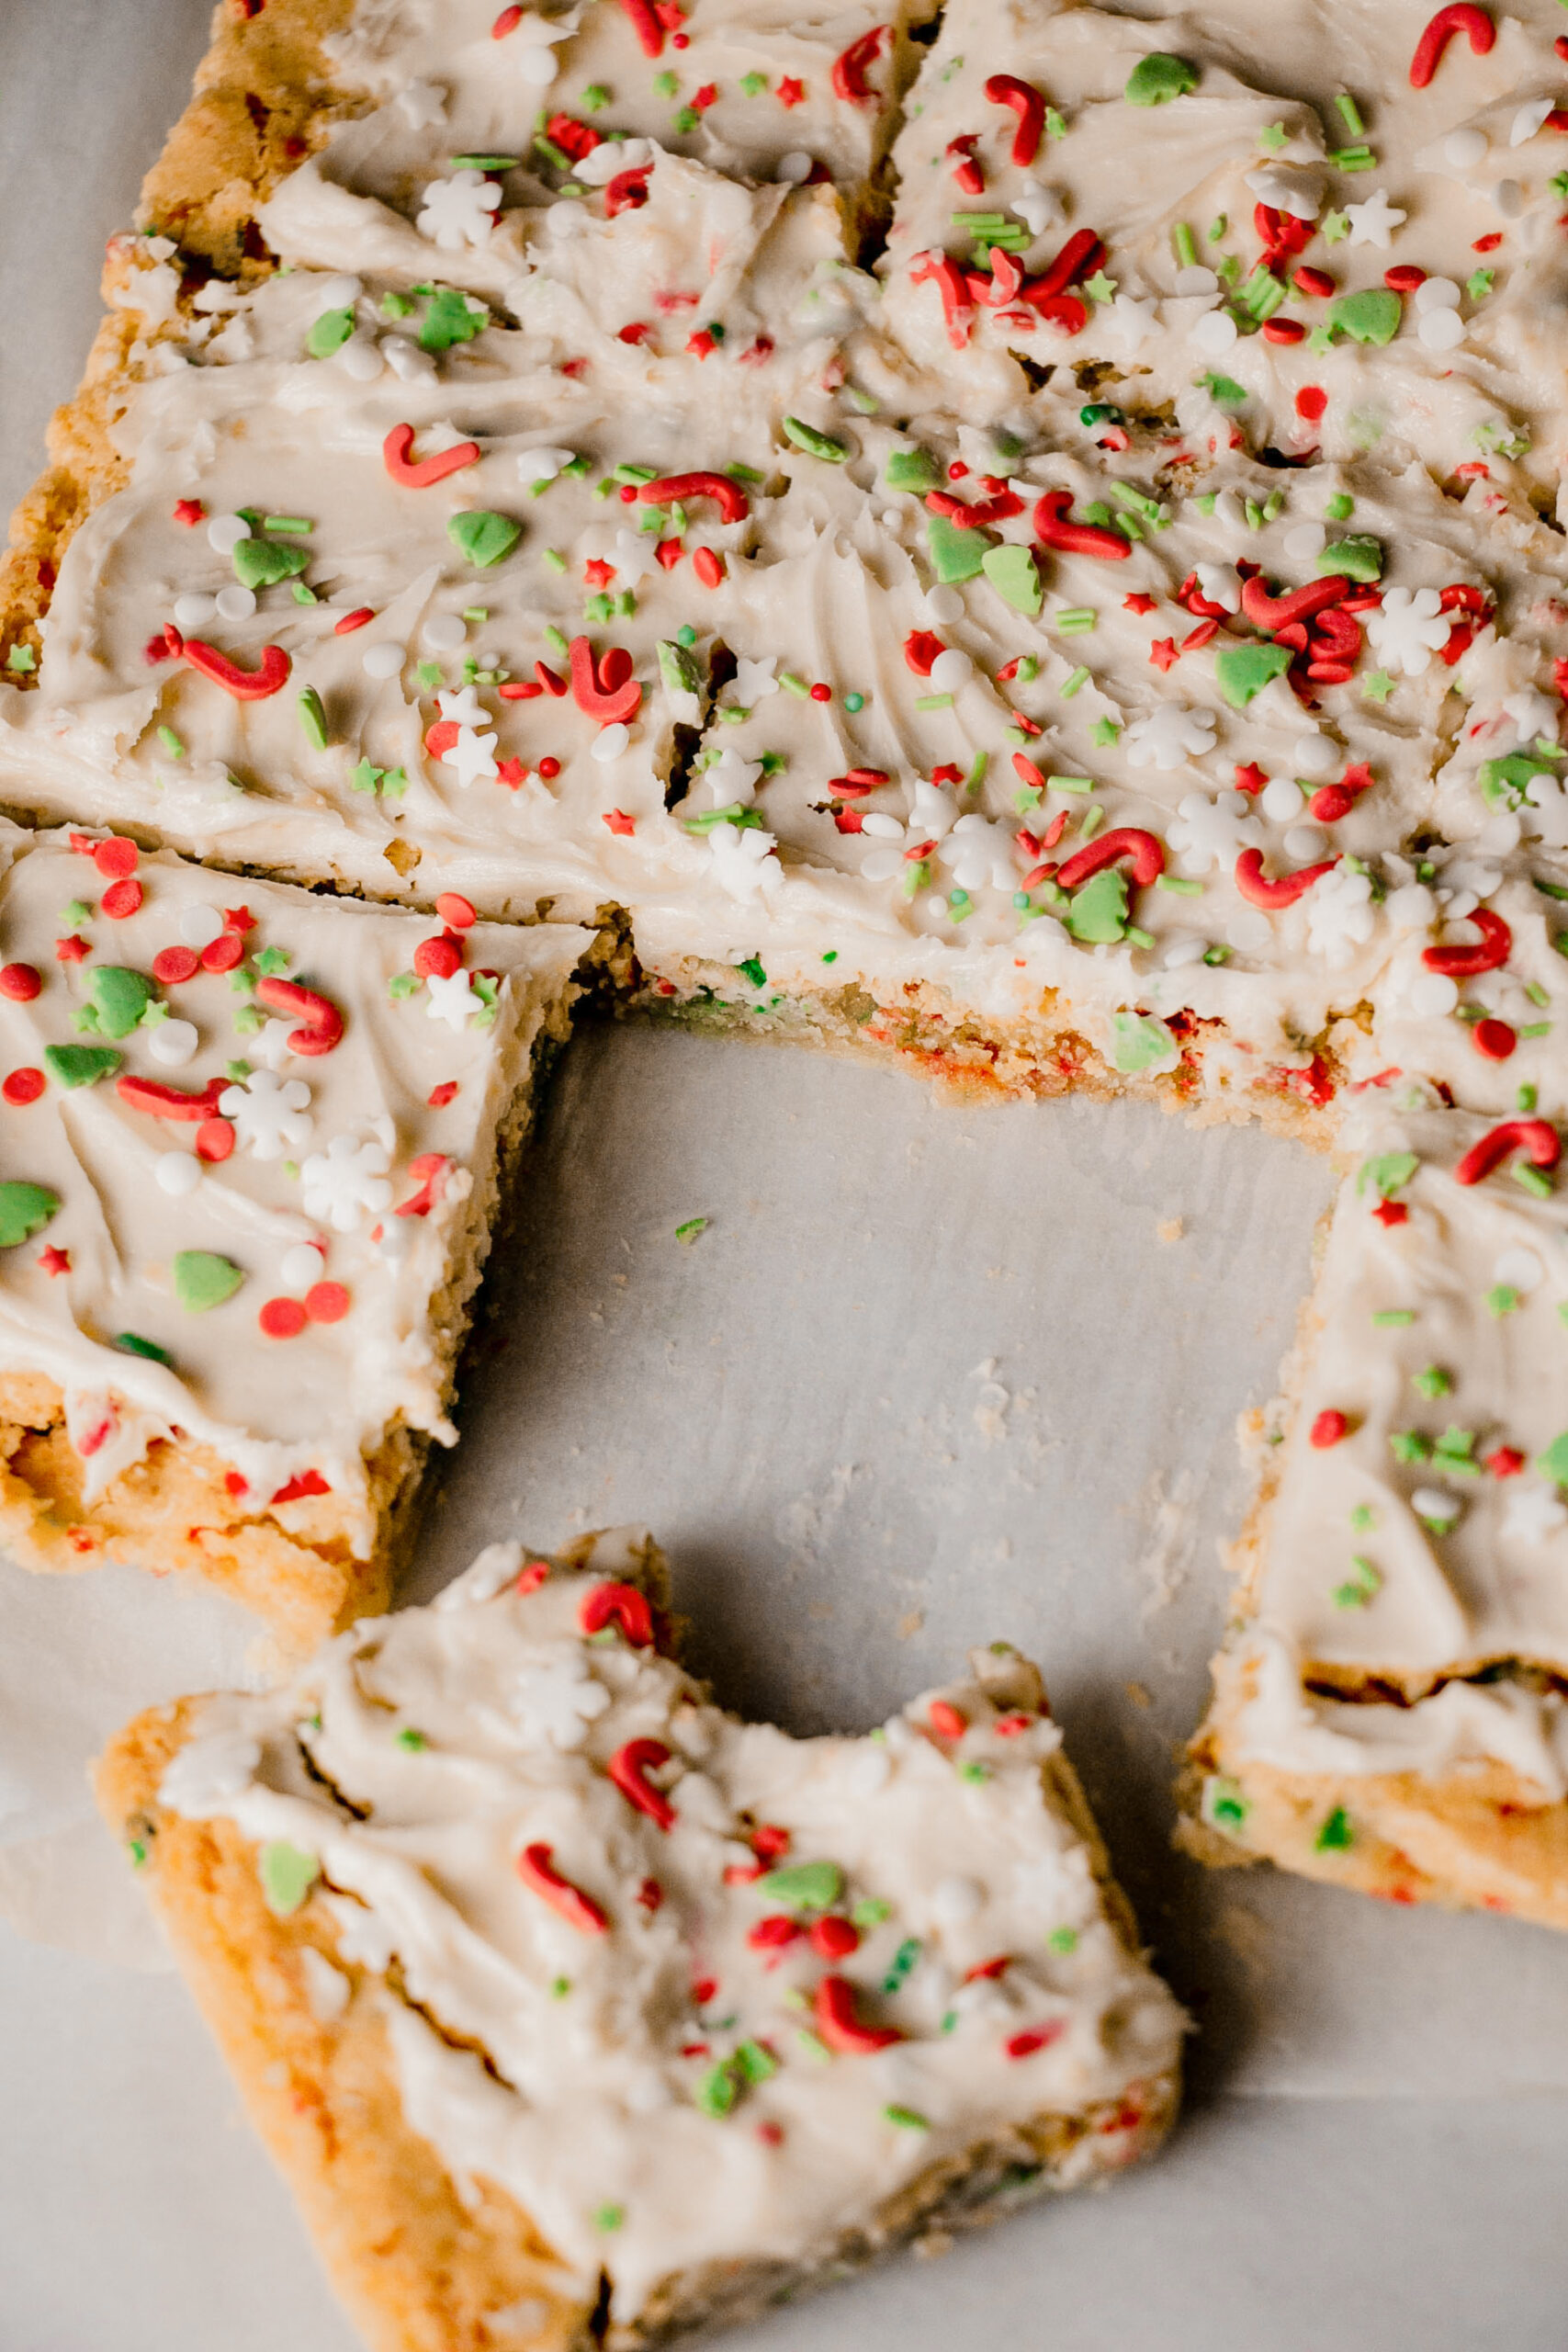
left=2, top=7, right=1567, bottom=2346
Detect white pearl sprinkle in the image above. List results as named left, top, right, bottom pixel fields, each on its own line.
left=154, top=1152, right=202, bottom=1198
left=1443, top=128, right=1488, bottom=170
left=1283, top=824, right=1328, bottom=863
left=280, top=1242, right=325, bottom=1290
left=173, top=592, right=218, bottom=631
left=207, top=514, right=250, bottom=555
left=177, top=902, right=226, bottom=949
left=1225, top=910, right=1274, bottom=953
left=1495, top=1246, right=1545, bottom=1294
left=1408, top=970, right=1460, bottom=1018
left=1415, top=277, right=1462, bottom=314
left=929, top=647, right=971, bottom=694
left=1419, top=308, right=1465, bottom=353
left=147, top=1019, right=199, bottom=1069
left=591, top=722, right=630, bottom=763
left=335, top=334, right=385, bottom=381
left=1261, top=777, right=1306, bottom=822
left=775, top=151, right=814, bottom=185
left=363, top=642, right=406, bottom=680
left=515, top=43, right=560, bottom=85
left=422, top=613, right=468, bottom=653
left=215, top=584, right=257, bottom=623
left=924, top=584, right=964, bottom=624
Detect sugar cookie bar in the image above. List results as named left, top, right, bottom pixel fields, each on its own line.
left=1190, top=1102, right=1568, bottom=1928
left=0, top=824, right=582, bottom=1645
left=98, top=1529, right=1183, bottom=2351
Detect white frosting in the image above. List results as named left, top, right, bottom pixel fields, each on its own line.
left=160, top=1551, right=1183, bottom=2319
left=0, top=827, right=581, bottom=1532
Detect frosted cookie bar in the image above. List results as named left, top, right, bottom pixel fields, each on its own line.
left=879, top=0, right=1568, bottom=507
left=1190, top=1102, right=1568, bottom=1927
left=0, top=825, right=582, bottom=1645
left=98, top=1530, right=1183, bottom=2351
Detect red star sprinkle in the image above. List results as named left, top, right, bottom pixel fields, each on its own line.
left=603, top=808, right=637, bottom=834
left=1123, top=593, right=1158, bottom=616
left=777, top=75, right=804, bottom=105
left=173, top=499, right=205, bottom=527
left=1485, top=1446, right=1526, bottom=1478
left=1371, top=1198, right=1409, bottom=1227
left=1234, top=763, right=1269, bottom=796
left=55, top=935, right=91, bottom=964
left=583, top=558, right=616, bottom=589
left=1148, top=638, right=1179, bottom=673
left=495, top=757, right=527, bottom=787
left=222, top=906, right=255, bottom=934
left=39, top=1247, right=70, bottom=1277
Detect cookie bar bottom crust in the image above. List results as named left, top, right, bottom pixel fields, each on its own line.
left=99, top=1702, right=1178, bottom=2352
left=630, top=962, right=1345, bottom=1148
left=1181, top=1716, right=1568, bottom=1933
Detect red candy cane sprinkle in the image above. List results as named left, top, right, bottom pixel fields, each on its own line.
left=984, top=73, right=1047, bottom=167
left=815, top=1975, right=904, bottom=2054
left=1422, top=907, right=1511, bottom=977
left=607, top=1737, right=677, bottom=1829
left=382, top=422, right=481, bottom=488
left=517, top=1843, right=610, bottom=1935
left=1451, top=1119, right=1561, bottom=1187
left=831, top=23, right=887, bottom=104
left=579, top=1580, right=654, bottom=1645
left=1409, top=5, right=1495, bottom=88
left=184, top=640, right=291, bottom=699
left=1234, top=849, right=1338, bottom=908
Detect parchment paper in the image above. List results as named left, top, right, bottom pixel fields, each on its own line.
left=4, top=11, right=1568, bottom=2346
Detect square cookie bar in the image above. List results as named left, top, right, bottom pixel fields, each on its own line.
left=0, top=824, right=583, bottom=1645
left=98, top=1528, right=1184, bottom=2351
left=1190, top=1101, right=1568, bottom=1927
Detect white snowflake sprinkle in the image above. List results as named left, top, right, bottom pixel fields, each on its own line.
left=300, top=1135, right=394, bottom=1233
left=507, top=1654, right=613, bottom=1748
left=416, top=171, right=502, bottom=253
left=1503, top=1478, right=1568, bottom=1545
left=707, top=821, right=780, bottom=901
left=1365, top=586, right=1451, bottom=678
left=396, top=80, right=446, bottom=130
left=1501, top=687, right=1558, bottom=747
left=1304, top=863, right=1376, bottom=966
left=219, top=1070, right=314, bottom=1161
left=1167, top=790, right=1261, bottom=876
left=1124, top=704, right=1217, bottom=772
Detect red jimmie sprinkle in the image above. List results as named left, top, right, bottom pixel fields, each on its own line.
left=333, top=607, right=375, bottom=634
left=1006, top=2022, right=1066, bottom=2060
left=929, top=1698, right=966, bottom=1739
left=1310, top=1409, right=1350, bottom=1449
left=693, top=546, right=725, bottom=587
left=809, top=1915, right=860, bottom=1959
left=491, top=2, right=525, bottom=31
left=616, top=0, right=665, bottom=57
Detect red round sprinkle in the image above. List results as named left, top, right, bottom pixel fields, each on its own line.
left=3, top=1068, right=44, bottom=1106
left=756, top=2120, right=784, bottom=2146
left=538, top=755, right=561, bottom=779
left=259, top=1297, right=308, bottom=1339
left=0, top=962, right=41, bottom=1001
left=305, top=1281, right=350, bottom=1324
left=93, top=837, right=140, bottom=878
left=413, top=934, right=463, bottom=979
left=152, top=945, right=200, bottom=984
left=808, top=681, right=831, bottom=702
left=1310, top=1408, right=1349, bottom=1450
left=434, top=892, right=477, bottom=930
left=196, top=1117, right=236, bottom=1162
left=1472, top=1017, right=1517, bottom=1061
left=200, top=933, right=244, bottom=973
left=809, top=1915, right=860, bottom=1959
left=1294, top=386, right=1328, bottom=424
left=101, top=878, right=144, bottom=920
